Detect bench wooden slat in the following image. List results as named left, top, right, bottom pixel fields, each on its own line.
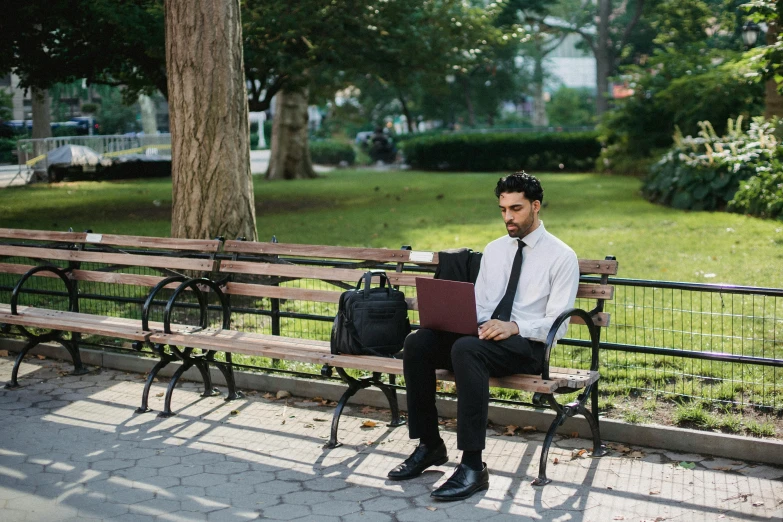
left=579, top=259, right=618, bottom=276
left=578, top=284, right=613, bottom=300
left=0, top=310, right=153, bottom=341
left=0, top=306, right=204, bottom=339
left=0, top=263, right=201, bottom=290
left=0, top=245, right=214, bottom=272
left=69, top=270, right=183, bottom=288
left=223, top=241, right=440, bottom=265
left=223, top=282, right=610, bottom=323
left=0, top=228, right=221, bottom=252
left=225, top=282, right=419, bottom=308
left=0, top=229, right=87, bottom=243
left=147, top=329, right=406, bottom=374
left=435, top=368, right=599, bottom=393
left=0, top=262, right=43, bottom=276
left=218, top=260, right=427, bottom=286
left=91, top=234, right=221, bottom=252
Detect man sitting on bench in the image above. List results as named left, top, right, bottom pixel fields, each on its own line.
left=388, top=172, right=580, bottom=501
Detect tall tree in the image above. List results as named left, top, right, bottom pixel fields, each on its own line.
left=359, top=0, right=508, bottom=132
left=0, top=1, right=167, bottom=100
left=165, top=0, right=256, bottom=239
left=241, top=0, right=365, bottom=179
left=267, top=87, right=317, bottom=179
left=553, top=0, right=649, bottom=115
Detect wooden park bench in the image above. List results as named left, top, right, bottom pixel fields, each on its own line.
left=0, top=229, right=618, bottom=486
left=0, top=228, right=243, bottom=409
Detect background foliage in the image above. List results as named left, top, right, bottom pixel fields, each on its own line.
left=642, top=117, right=779, bottom=211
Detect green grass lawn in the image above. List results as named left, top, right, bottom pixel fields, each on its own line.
left=2, top=169, right=782, bottom=287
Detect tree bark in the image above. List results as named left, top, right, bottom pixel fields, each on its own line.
left=460, top=77, right=476, bottom=127
left=165, top=0, right=256, bottom=240
left=595, top=0, right=612, bottom=116
left=31, top=88, right=51, bottom=140
left=266, top=88, right=317, bottom=180
left=765, top=20, right=783, bottom=119
left=398, top=90, right=416, bottom=133
left=532, top=54, right=548, bottom=127
left=31, top=87, right=51, bottom=179
left=138, top=94, right=157, bottom=134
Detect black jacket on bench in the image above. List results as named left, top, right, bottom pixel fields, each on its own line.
left=434, top=248, right=483, bottom=284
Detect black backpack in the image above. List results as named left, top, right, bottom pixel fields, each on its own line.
left=330, top=271, right=411, bottom=357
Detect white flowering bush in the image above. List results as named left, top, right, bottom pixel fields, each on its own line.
left=642, top=117, right=779, bottom=211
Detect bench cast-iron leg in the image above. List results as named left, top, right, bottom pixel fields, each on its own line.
left=209, top=352, right=243, bottom=401
left=193, top=357, right=221, bottom=398
left=374, top=373, right=405, bottom=428
left=4, top=330, right=79, bottom=389
left=584, top=383, right=607, bottom=457
left=531, top=386, right=607, bottom=486
left=325, top=372, right=363, bottom=448
left=62, top=333, right=89, bottom=376
left=159, top=360, right=194, bottom=418
left=136, top=350, right=175, bottom=414
left=5, top=339, right=38, bottom=389
left=325, top=369, right=405, bottom=449
left=532, top=394, right=566, bottom=486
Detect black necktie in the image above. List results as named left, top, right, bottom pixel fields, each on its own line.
left=491, top=240, right=525, bottom=322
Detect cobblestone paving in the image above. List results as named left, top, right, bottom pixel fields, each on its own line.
left=1, top=356, right=782, bottom=521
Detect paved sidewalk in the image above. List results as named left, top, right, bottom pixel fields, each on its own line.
left=1, top=356, right=782, bottom=521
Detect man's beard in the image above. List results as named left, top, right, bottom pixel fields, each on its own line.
left=506, top=209, right=534, bottom=238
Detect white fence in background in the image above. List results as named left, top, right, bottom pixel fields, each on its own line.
left=3, top=134, right=172, bottom=187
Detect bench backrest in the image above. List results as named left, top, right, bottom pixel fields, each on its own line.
left=0, top=229, right=220, bottom=292
left=0, top=228, right=220, bottom=252
left=218, top=240, right=618, bottom=328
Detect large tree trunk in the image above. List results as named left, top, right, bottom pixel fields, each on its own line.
left=31, top=88, right=52, bottom=140
left=532, top=55, right=548, bottom=127
left=138, top=94, right=157, bottom=135
left=165, top=0, right=256, bottom=240
left=765, top=20, right=783, bottom=119
left=266, top=88, right=316, bottom=180
left=31, top=87, right=51, bottom=180
left=595, top=0, right=612, bottom=116
left=460, top=77, right=476, bottom=127
left=398, top=90, right=416, bottom=133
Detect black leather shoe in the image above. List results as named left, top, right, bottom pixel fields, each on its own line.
left=430, top=463, right=489, bottom=501
left=387, top=441, right=448, bottom=480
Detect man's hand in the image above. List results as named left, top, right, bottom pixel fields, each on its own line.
left=478, top=319, right=519, bottom=341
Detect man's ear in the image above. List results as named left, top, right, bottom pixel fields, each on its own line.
left=532, top=200, right=541, bottom=213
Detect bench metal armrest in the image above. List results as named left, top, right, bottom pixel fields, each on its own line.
left=163, top=277, right=231, bottom=334
left=11, top=265, right=77, bottom=315
left=141, top=275, right=188, bottom=332
left=542, top=307, right=599, bottom=380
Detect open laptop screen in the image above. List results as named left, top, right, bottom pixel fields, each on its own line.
left=415, top=277, right=478, bottom=336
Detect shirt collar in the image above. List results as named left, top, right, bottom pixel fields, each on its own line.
left=506, top=220, right=545, bottom=249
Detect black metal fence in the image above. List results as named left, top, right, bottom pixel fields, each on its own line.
left=2, top=252, right=782, bottom=413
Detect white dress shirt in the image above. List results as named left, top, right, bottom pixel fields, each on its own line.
left=474, top=222, right=580, bottom=342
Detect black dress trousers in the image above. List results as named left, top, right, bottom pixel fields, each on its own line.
left=403, top=328, right=544, bottom=451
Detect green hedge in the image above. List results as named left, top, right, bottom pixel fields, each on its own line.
left=643, top=118, right=778, bottom=211
left=401, top=131, right=601, bottom=172
left=310, top=140, right=355, bottom=166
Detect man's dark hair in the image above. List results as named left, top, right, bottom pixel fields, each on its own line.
left=494, top=171, right=543, bottom=203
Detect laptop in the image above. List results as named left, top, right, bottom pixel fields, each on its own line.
left=415, top=277, right=479, bottom=336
